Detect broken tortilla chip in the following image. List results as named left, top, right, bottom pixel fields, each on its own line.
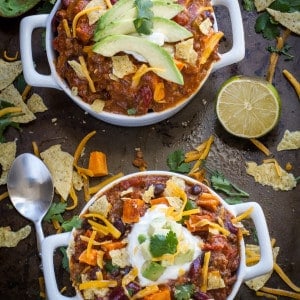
left=254, top=0, right=275, bottom=12
left=27, top=93, right=48, bottom=113
left=277, top=130, right=300, bottom=151
left=0, top=59, right=23, bottom=90
left=245, top=245, right=280, bottom=291
left=246, top=161, right=297, bottom=191
left=40, top=144, right=74, bottom=200
left=0, top=225, right=31, bottom=247
left=0, top=141, right=17, bottom=185
left=0, top=84, right=36, bottom=123
left=267, top=9, right=300, bottom=35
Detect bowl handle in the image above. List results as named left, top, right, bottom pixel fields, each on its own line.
left=211, top=0, right=245, bottom=71
left=233, top=202, right=273, bottom=281
left=41, top=232, right=78, bottom=300
left=20, top=14, right=61, bottom=89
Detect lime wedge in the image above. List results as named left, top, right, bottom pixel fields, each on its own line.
left=216, top=76, right=281, bottom=139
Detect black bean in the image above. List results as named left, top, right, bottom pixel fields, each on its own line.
left=113, top=219, right=126, bottom=236
left=190, top=184, right=203, bottom=195
left=154, top=183, right=165, bottom=197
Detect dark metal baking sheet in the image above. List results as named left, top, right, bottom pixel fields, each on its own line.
left=0, top=1, right=299, bottom=299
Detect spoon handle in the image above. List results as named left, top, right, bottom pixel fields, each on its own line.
left=35, top=220, right=45, bottom=256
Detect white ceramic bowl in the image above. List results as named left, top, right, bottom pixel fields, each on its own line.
left=42, top=171, right=273, bottom=300
left=20, top=0, right=245, bottom=127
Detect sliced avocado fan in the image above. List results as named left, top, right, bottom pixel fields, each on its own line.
left=0, top=0, right=41, bottom=17
left=93, top=34, right=184, bottom=85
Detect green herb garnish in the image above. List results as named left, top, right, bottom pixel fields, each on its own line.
left=44, top=202, right=67, bottom=223
left=105, top=260, right=119, bottom=274
left=167, top=150, right=191, bottom=173
left=174, top=283, right=195, bottom=300
left=60, top=247, right=69, bottom=272
left=138, top=234, right=147, bottom=244
left=134, top=0, right=154, bottom=35
left=267, top=44, right=294, bottom=60
left=61, top=216, right=82, bottom=232
left=210, top=171, right=249, bottom=197
left=149, top=231, right=178, bottom=257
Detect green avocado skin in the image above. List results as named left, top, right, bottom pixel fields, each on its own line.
left=0, top=0, right=41, bottom=17
left=93, top=34, right=184, bottom=85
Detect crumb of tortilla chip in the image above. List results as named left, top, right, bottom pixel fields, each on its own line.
left=0, top=225, right=31, bottom=248
left=0, top=141, right=17, bottom=185
left=27, top=93, right=48, bottom=113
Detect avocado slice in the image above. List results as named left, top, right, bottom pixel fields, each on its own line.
left=97, top=0, right=183, bottom=31
left=94, top=17, right=192, bottom=42
left=141, top=261, right=165, bottom=281
left=93, top=35, right=183, bottom=85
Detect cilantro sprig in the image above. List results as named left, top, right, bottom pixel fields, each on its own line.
left=267, top=44, right=294, bottom=60
left=134, top=0, right=154, bottom=35
left=44, top=202, right=82, bottom=232
left=167, top=150, right=191, bottom=173
left=210, top=171, right=249, bottom=198
left=174, top=284, right=195, bottom=300
left=149, top=231, right=178, bottom=257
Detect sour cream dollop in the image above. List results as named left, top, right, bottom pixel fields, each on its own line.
left=127, top=205, right=202, bottom=286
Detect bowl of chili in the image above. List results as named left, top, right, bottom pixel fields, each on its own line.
left=20, top=0, right=245, bottom=126
left=42, top=171, right=273, bottom=300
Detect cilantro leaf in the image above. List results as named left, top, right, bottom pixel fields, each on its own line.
left=105, top=260, right=119, bottom=274
left=61, top=216, right=82, bottom=231
left=134, top=0, right=154, bottom=35
left=267, top=44, right=294, bottom=60
left=210, top=171, right=249, bottom=197
left=255, top=12, right=280, bottom=40
left=174, top=284, right=195, bottom=300
left=60, top=247, right=69, bottom=272
left=167, top=150, right=191, bottom=173
left=150, top=231, right=178, bottom=257
left=44, top=202, right=67, bottom=222
left=242, top=0, right=255, bottom=11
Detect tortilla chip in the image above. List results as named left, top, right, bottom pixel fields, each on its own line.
left=246, top=161, right=297, bottom=191
left=0, top=141, right=17, bottom=185
left=72, top=170, right=84, bottom=191
left=26, top=93, right=48, bottom=113
left=40, top=144, right=74, bottom=200
left=85, top=0, right=107, bottom=25
left=267, top=9, right=300, bottom=35
left=207, top=270, right=226, bottom=290
left=90, top=99, right=105, bottom=112
left=277, top=130, right=300, bottom=151
left=254, top=0, right=275, bottom=12
left=0, top=84, right=36, bottom=123
left=245, top=245, right=280, bottom=291
left=68, top=60, right=86, bottom=79
left=0, top=59, right=23, bottom=90
left=0, top=225, right=31, bottom=247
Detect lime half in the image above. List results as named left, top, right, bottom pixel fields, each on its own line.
left=216, top=76, right=281, bottom=139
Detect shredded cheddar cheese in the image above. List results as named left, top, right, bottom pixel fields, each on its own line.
left=72, top=6, right=103, bottom=38
left=79, top=280, right=117, bottom=290
left=132, top=64, right=163, bottom=88
left=263, top=158, right=282, bottom=177
left=200, top=32, right=224, bottom=65
left=232, top=207, right=254, bottom=223
left=21, top=85, right=32, bottom=100
left=259, top=287, right=300, bottom=299
left=0, top=191, right=9, bottom=202
left=32, top=141, right=40, bottom=157
left=104, top=0, right=112, bottom=8
left=250, top=138, right=272, bottom=156
left=88, top=219, right=110, bottom=235
left=201, top=251, right=211, bottom=292
left=89, top=172, right=124, bottom=195
left=0, top=106, right=22, bottom=118
left=78, top=56, right=96, bottom=93
left=283, top=69, right=300, bottom=98
left=87, top=230, right=97, bottom=257
left=131, top=285, right=160, bottom=299
left=274, top=263, right=300, bottom=292
left=66, top=185, right=78, bottom=210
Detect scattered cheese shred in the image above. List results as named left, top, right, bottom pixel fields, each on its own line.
left=89, top=172, right=124, bottom=195
left=250, top=138, right=272, bottom=156
left=86, top=230, right=97, bottom=257
left=153, top=82, right=165, bottom=102
left=283, top=69, right=300, bottom=98
left=21, top=85, right=32, bottom=100
left=195, top=219, right=230, bottom=236
left=256, top=291, right=278, bottom=299
left=0, top=191, right=9, bottom=202
left=132, top=285, right=160, bottom=299
left=78, top=56, right=96, bottom=93
left=0, top=106, right=22, bottom=118
left=201, top=251, right=211, bottom=292
left=274, top=263, right=300, bottom=292
left=32, top=141, right=40, bottom=157
left=263, top=158, right=282, bottom=177
left=88, top=219, right=110, bottom=235
left=232, top=207, right=254, bottom=223
left=122, top=267, right=138, bottom=297
left=259, top=287, right=300, bottom=299
left=66, top=184, right=78, bottom=210
left=104, top=0, right=112, bottom=8
left=72, top=6, right=103, bottom=38
left=3, top=50, right=19, bottom=61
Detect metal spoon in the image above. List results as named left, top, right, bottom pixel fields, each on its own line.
left=7, top=153, right=54, bottom=255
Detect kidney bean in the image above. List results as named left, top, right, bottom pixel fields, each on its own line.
left=190, top=184, right=203, bottom=195
left=154, top=183, right=166, bottom=197
left=108, top=286, right=129, bottom=300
